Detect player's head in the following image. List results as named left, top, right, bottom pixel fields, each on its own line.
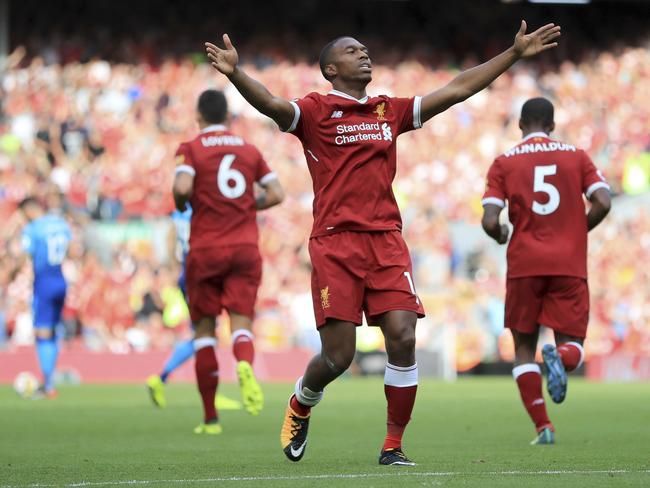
left=319, top=36, right=372, bottom=86
left=519, top=97, right=555, bottom=135
left=197, top=89, right=228, bottom=127
left=18, top=197, right=44, bottom=221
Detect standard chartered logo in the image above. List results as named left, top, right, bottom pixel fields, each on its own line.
left=334, top=121, right=393, bottom=145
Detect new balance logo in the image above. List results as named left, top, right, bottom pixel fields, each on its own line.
left=330, top=110, right=343, bottom=118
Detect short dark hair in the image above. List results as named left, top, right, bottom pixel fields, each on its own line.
left=197, top=90, right=228, bottom=124
left=18, top=196, right=40, bottom=210
left=520, top=97, right=554, bottom=129
left=319, top=37, right=347, bottom=81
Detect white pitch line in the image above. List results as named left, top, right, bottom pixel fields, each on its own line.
left=2, top=469, right=649, bottom=488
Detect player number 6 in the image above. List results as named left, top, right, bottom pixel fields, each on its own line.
left=217, top=154, right=246, bottom=199
left=532, top=164, right=560, bottom=215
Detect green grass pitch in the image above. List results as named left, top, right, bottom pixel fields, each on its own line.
left=0, top=377, right=648, bottom=487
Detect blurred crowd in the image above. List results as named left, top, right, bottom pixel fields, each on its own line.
left=1, top=37, right=649, bottom=366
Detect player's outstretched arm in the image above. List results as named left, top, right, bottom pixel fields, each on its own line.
left=420, top=21, right=561, bottom=123
left=587, top=188, right=611, bottom=231
left=205, top=35, right=295, bottom=131
left=256, top=178, right=285, bottom=210
left=482, top=204, right=509, bottom=245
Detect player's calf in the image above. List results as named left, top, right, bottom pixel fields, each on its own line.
left=556, top=341, right=584, bottom=372
left=381, top=362, right=418, bottom=466
left=513, top=363, right=555, bottom=433
left=194, top=336, right=220, bottom=429
left=34, top=327, right=59, bottom=395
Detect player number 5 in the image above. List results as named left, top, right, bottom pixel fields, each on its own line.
left=532, top=164, right=560, bottom=215
left=217, top=154, right=246, bottom=199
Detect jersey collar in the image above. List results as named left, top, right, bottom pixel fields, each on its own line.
left=328, top=89, right=369, bottom=104
left=200, top=124, right=227, bottom=133
left=522, top=131, right=550, bottom=141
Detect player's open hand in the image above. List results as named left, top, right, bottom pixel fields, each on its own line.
left=513, top=21, right=561, bottom=58
left=205, top=34, right=239, bottom=75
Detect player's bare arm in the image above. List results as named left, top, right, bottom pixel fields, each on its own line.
left=205, top=35, right=295, bottom=131
left=481, top=204, right=509, bottom=245
left=173, top=172, right=194, bottom=212
left=420, top=21, right=561, bottom=123
left=587, top=188, right=611, bottom=231
left=256, top=178, right=285, bottom=210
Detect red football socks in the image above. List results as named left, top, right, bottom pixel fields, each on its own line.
left=557, top=342, right=584, bottom=372
left=289, top=394, right=311, bottom=417
left=232, top=329, right=255, bottom=364
left=513, top=364, right=553, bottom=432
left=194, top=338, right=219, bottom=423
left=383, top=363, right=418, bottom=450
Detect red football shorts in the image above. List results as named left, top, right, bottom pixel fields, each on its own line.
left=185, top=244, right=262, bottom=322
left=308, top=230, right=425, bottom=328
left=505, top=276, right=589, bottom=338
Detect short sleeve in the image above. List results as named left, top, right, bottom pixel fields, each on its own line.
left=482, top=158, right=506, bottom=208
left=390, top=96, right=422, bottom=135
left=283, top=93, right=320, bottom=140
left=581, top=150, right=610, bottom=198
left=174, top=142, right=196, bottom=177
left=254, top=147, right=277, bottom=186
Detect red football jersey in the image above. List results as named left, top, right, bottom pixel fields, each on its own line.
left=175, top=124, right=276, bottom=250
left=482, top=132, right=609, bottom=279
left=286, top=90, right=422, bottom=237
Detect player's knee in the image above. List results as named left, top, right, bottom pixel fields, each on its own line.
left=386, top=325, right=416, bottom=354
left=393, top=332, right=416, bottom=354
left=193, top=317, right=216, bottom=338
left=323, top=348, right=355, bottom=374
left=34, top=328, right=54, bottom=340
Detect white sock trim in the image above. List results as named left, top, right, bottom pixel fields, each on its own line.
left=193, top=337, right=217, bottom=351
left=294, top=376, right=323, bottom=407
left=384, top=362, right=418, bottom=387
left=512, top=363, right=541, bottom=379
left=231, top=329, right=254, bottom=342
left=565, top=341, right=585, bottom=369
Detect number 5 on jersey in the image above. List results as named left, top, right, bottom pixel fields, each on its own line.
left=532, top=164, right=560, bottom=215
left=217, top=154, right=246, bottom=199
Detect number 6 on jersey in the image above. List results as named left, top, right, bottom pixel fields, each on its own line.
left=217, top=154, right=246, bottom=199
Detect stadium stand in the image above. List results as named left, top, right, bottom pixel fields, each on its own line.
left=1, top=0, right=649, bottom=372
